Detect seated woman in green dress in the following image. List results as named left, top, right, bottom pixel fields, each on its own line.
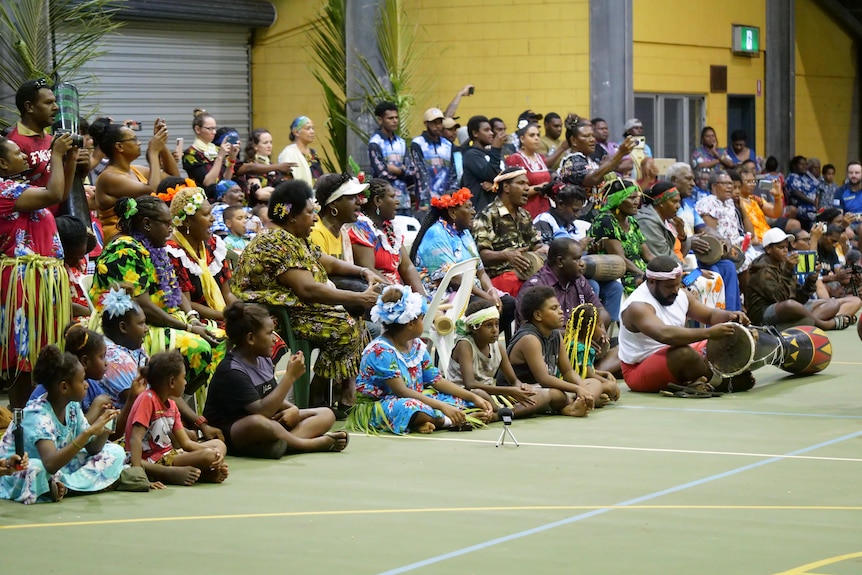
left=90, top=196, right=220, bottom=401
left=232, top=180, right=386, bottom=406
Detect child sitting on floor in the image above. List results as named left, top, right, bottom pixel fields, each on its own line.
left=223, top=205, right=250, bottom=252
left=126, top=350, right=229, bottom=486
left=563, top=303, right=621, bottom=405
left=0, top=345, right=124, bottom=504
left=507, top=286, right=604, bottom=417
left=30, top=323, right=110, bottom=424
left=448, top=299, right=551, bottom=419
left=203, top=301, right=349, bottom=458
left=348, top=286, right=494, bottom=435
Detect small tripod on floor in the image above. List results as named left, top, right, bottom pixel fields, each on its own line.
left=495, top=408, right=519, bottom=447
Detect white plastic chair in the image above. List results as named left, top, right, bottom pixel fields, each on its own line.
left=394, top=215, right=422, bottom=251
left=80, top=274, right=95, bottom=313
left=422, top=257, right=479, bottom=375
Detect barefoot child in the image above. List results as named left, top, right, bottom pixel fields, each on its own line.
left=564, top=303, right=621, bottom=406
left=126, top=350, right=229, bottom=486
left=508, top=286, right=603, bottom=417
left=448, top=299, right=551, bottom=419
left=348, top=286, right=494, bottom=434
left=203, top=301, right=349, bottom=458
left=0, top=345, right=124, bottom=504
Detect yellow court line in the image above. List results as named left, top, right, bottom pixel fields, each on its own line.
left=772, top=550, right=862, bottom=574
left=3, top=504, right=862, bottom=531
left=351, top=434, right=862, bottom=463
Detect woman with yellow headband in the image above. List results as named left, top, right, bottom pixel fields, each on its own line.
left=588, top=178, right=654, bottom=294
left=636, top=181, right=726, bottom=309
left=165, top=182, right=237, bottom=322
left=276, top=116, right=322, bottom=186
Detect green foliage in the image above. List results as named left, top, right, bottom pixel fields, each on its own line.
left=306, top=0, right=348, bottom=173
left=0, top=0, right=123, bottom=126
left=355, top=0, right=428, bottom=141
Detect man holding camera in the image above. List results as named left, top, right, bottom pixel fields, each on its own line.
left=746, top=228, right=857, bottom=331
left=7, top=79, right=57, bottom=192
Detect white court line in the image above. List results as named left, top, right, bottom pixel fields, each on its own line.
left=349, top=433, right=862, bottom=463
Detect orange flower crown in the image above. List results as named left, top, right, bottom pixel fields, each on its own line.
left=431, top=187, right=472, bottom=209
left=153, top=178, right=198, bottom=204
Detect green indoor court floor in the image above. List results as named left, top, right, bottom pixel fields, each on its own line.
left=2, top=328, right=861, bottom=575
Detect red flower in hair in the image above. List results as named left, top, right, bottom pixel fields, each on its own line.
left=430, top=187, right=472, bottom=209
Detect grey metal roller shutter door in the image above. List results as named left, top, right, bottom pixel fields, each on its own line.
left=68, top=22, right=251, bottom=163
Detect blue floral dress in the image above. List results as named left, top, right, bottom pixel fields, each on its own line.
left=354, top=337, right=471, bottom=434
left=414, top=220, right=483, bottom=298
left=0, top=394, right=125, bottom=504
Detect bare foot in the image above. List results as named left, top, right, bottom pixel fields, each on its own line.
left=162, top=465, right=201, bottom=486
left=595, top=393, right=611, bottom=408
left=202, top=464, right=230, bottom=484
left=560, top=396, right=589, bottom=417
left=324, top=430, right=350, bottom=452
left=48, top=479, right=67, bottom=502
left=416, top=422, right=436, bottom=434
left=150, top=481, right=167, bottom=490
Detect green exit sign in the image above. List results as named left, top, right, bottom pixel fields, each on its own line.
left=732, top=25, right=760, bottom=56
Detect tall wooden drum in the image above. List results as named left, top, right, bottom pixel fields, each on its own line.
left=582, top=254, right=625, bottom=281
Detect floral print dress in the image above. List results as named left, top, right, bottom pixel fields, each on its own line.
left=0, top=179, right=69, bottom=375
left=90, top=236, right=215, bottom=399
left=588, top=213, right=648, bottom=294
left=232, top=227, right=365, bottom=380
left=354, top=337, right=471, bottom=435
left=0, top=394, right=125, bottom=504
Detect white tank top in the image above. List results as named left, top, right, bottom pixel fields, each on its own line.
left=618, top=282, right=689, bottom=364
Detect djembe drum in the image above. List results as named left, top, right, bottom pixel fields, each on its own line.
left=705, top=323, right=832, bottom=381
left=582, top=254, right=625, bottom=281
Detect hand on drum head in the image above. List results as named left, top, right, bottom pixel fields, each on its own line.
left=707, top=323, right=737, bottom=340
left=691, top=235, right=711, bottom=255
left=723, top=310, right=750, bottom=326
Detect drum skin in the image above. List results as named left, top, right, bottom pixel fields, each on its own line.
left=582, top=254, right=626, bottom=281
left=696, top=235, right=723, bottom=266
left=779, top=325, right=832, bottom=375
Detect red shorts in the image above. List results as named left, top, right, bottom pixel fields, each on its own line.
left=491, top=271, right=524, bottom=296
left=620, top=340, right=708, bottom=393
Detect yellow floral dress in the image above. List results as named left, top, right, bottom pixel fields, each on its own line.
left=90, top=236, right=218, bottom=401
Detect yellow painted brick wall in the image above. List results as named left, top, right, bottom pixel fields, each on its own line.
left=795, top=0, right=857, bottom=174
left=252, top=0, right=590, bottom=157
left=406, top=0, right=590, bottom=137
left=251, top=1, right=330, bottom=163
left=633, top=0, right=766, bottom=156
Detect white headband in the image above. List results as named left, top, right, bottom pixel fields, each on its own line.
left=645, top=265, right=684, bottom=280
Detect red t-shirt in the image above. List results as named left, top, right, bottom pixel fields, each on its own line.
left=7, top=124, right=58, bottom=214
left=505, top=152, right=551, bottom=219
left=126, top=390, right=183, bottom=463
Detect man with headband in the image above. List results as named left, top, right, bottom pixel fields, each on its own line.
left=618, top=255, right=748, bottom=394
left=473, top=166, right=547, bottom=296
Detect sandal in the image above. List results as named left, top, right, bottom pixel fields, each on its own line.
left=832, top=315, right=852, bottom=330
left=660, top=389, right=713, bottom=398
left=668, top=382, right=723, bottom=397
left=325, top=431, right=350, bottom=452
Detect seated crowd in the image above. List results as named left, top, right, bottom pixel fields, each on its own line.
left=1, top=79, right=860, bottom=504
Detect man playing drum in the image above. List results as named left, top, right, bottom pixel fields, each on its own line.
left=619, top=256, right=749, bottom=393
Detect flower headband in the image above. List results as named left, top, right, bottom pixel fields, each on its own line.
left=431, top=188, right=472, bottom=209
left=154, top=178, right=197, bottom=204
left=102, top=286, right=137, bottom=319
left=455, top=306, right=499, bottom=336
left=370, top=286, right=428, bottom=325
left=170, top=187, right=207, bottom=228
left=648, top=186, right=679, bottom=205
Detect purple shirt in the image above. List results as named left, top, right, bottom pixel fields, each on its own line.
left=517, top=263, right=603, bottom=322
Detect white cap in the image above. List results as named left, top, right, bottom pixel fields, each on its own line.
left=762, top=227, right=794, bottom=248
left=325, top=178, right=369, bottom=205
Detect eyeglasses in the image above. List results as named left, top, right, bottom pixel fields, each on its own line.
left=796, top=236, right=811, bottom=242
left=118, top=137, right=139, bottom=143
left=201, top=126, right=217, bottom=132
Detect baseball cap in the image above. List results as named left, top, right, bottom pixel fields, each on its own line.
left=624, top=118, right=643, bottom=132
left=762, top=228, right=794, bottom=248
left=442, top=117, right=460, bottom=129
left=423, top=108, right=445, bottom=122
left=325, top=177, right=369, bottom=205
left=517, top=109, right=543, bottom=125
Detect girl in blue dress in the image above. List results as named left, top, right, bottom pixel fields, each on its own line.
left=0, top=345, right=124, bottom=504
left=349, top=285, right=493, bottom=434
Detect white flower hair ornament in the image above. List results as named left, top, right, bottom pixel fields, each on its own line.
left=102, top=286, right=137, bottom=319
left=174, top=189, right=207, bottom=225
left=370, top=285, right=428, bottom=325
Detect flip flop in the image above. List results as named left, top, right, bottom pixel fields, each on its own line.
left=660, top=389, right=713, bottom=399
left=325, top=431, right=350, bottom=452
left=447, top=421, right=474, bottom=432
left=668, top=383, right=723, bottom=397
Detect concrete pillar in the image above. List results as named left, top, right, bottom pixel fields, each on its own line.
left=765, top=0, right=795, bottom=172
left=346, top=0, right=386, bottom=170
left=589, top=0, right=633, bottom=138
